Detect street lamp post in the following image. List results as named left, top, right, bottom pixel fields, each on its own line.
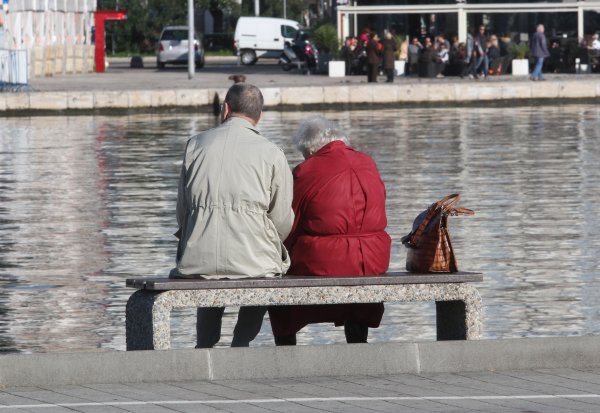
left=188, top=0, right=195, bottom=79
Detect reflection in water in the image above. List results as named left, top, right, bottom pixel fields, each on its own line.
left=1, top=106, right=600, bottom=353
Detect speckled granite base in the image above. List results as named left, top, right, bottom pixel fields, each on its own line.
left=126, top=284, right=482, bottom=350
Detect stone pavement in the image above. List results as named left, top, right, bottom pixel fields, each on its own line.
left=1, top=369, right=600, bottom=412
left=1, top=337, right=600, bottom=412
left=1, top=55, right=596, bottom=113
left=26, top=55, right=600, bottom=92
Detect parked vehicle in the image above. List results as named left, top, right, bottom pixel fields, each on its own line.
left=234, top=17, right=301, bottom=65
left=157, top=26, right=205, bottom=69
left=279, top=30, right=318, bottom=74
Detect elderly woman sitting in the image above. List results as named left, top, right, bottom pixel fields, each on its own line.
left=268, top=116, right=391, bottom=345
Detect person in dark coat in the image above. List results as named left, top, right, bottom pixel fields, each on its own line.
left=366, top=32, right=381, bottom=82
left=486, top=35, right=501, bottom=75
left=530, top=24, right=550, bottom=81
left=382, top=31, right=397, bottom=82
left=418, top=37, right=443, bottom=77
left=268, top=116, right=391, bottom=345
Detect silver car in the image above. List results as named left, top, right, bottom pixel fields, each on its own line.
left=157, top=26, right=205, bottom=69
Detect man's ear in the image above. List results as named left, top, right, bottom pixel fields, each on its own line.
left=221, top=102, right=230, bottom=122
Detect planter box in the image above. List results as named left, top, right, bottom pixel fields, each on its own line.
left=328, top=60, right=345, bottom=77
left=511, top=59, right=529, bottom=76
left=394, top=60, right=405, bottom=76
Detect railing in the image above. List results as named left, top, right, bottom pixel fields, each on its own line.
left=0, top=49, right=28, bottom=85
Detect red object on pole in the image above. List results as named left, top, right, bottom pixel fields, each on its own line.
left=94, top=10, right=127, bottom=73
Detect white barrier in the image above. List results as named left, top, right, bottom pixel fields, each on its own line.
left=0, top=49, right=28, bottom=84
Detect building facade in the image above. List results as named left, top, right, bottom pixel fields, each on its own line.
left=0, top=0, right=96, bottom=80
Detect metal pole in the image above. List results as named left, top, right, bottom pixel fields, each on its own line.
left=458, top=4, right=467, bottom=43
left=255, top=0, right=260, bottom=16
left=284, top=0, right=286, bottom=19
left=188, top=0, right=194, bottom=79
left=354, top=2, right=358, bottom=37
left=577, top=3, right=584, bottom=43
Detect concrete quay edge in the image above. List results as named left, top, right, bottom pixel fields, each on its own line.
left=1, top=336, right=599, bottom=388
left=2, top=79, right=600, bottom=113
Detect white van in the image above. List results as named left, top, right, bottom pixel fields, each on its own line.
left=234, top=16, right=301, bottom=65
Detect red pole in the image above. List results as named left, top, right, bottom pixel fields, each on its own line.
left=95, top=14, right=106, bottom=73
left=94, top=11, right=127, bottom=73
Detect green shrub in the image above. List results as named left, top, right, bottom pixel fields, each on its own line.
left=312, top=23, right=340, bottom=58
left=394, top=34, right=406, bottom=49
left=510, top=42, right=529, bottom=59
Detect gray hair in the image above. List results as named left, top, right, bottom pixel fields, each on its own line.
left=224, top=83, right=263, bottom=122
left=293, top=116, right=350, bottom=157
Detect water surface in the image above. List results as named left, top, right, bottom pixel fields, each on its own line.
left=1, top=106, right=599, bottom=353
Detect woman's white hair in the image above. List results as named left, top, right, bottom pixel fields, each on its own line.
left=292, top=116, right=349, bottom=156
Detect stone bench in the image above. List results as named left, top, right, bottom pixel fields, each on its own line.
left=125, top=272, right=483, bottom=351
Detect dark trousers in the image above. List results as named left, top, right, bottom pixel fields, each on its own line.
left=385, top=68, right=394, bottom=82
left=274, top=320, right=369, bottom=346
left=196, top=306, right=267, bottom=348
left=367, top=63, right=378, bottom=82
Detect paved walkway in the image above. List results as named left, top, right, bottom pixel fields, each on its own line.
left=27, top=55, right=600, bottom=92
left=0, top=56, right=595, bottom=112
left=1, top=369, right=600, bottom=412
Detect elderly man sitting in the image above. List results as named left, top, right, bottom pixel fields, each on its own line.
left=171, top=83, right=294, bottom=348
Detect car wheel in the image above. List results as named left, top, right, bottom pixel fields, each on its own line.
left=157, top=60, right=166, bottom=70
left=240, top=50, right=256, bottom=66
left=196, top=57, right=205, bottom=69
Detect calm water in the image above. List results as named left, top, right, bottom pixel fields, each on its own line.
left=1, top=106, right=599, bottom=353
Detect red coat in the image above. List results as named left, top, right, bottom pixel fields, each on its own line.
left=269, top=141, right=391, bottom=336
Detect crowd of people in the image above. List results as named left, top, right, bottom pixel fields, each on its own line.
left=406, top=25, right=513, bottom=79
left=341, top=28, right=398, bottom=82
left=341, top=25, right=531, bottom=81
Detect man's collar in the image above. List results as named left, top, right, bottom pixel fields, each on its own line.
left=223, top=115, right=260, bottom=133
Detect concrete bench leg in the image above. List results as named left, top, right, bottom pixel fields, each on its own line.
left=126, top=290, right=164, bottom=350
left=436, top=300, right=467, bottom=340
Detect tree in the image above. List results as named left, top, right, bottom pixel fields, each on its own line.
left=240, top=0, right=310, bottom=24
left=98, top=0, right=239, bottom=54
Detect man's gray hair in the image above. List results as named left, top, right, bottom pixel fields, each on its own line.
left=224, top=83, right=263, bottom=121
left=293, top=116, right=350, bottom=156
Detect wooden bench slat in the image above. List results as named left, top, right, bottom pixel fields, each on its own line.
left=126, top=271, right=483, bottom=291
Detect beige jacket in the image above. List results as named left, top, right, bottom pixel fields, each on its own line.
left=172, top=117, right=294, bottom=279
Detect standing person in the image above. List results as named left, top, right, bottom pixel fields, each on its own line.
left=366, top=32, right=381, bottom=83
left=407, top=37, right=423, bottom=76
left=530, top=24, right=550, bottom=81
left=382, top=31, right=397, bottom=82
left=461, top=32, right=474, bottom=78
left=171, top=83, right=294, bottom=348
left=418, top=36, right=443, bottom=77
left=474, top=25, right=488, bottom=77
left=268, top=116, right=391, bottom=345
